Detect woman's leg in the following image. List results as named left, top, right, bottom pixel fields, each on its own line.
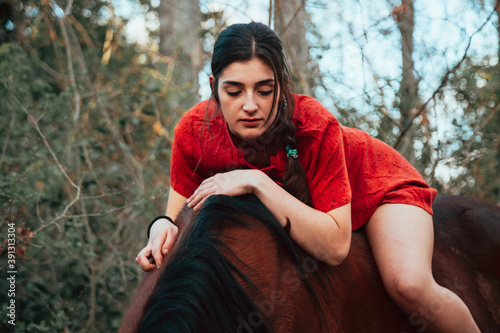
left=365, top=204, right=480, bottom=333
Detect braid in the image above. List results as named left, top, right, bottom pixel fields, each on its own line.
left=278, top=94, right=312, bottom=206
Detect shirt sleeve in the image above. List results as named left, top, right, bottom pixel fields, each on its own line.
left=170, top=114, right=205, bottom=198
left=297, top=98, right=352, bottom=213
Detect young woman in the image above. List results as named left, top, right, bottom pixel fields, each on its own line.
left=136, top=22, right=479, bottom=332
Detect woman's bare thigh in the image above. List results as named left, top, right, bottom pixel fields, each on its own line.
left=365, top=203, right=435, bottom=302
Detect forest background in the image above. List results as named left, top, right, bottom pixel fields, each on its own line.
left=0, top=0, right=499, bottom=331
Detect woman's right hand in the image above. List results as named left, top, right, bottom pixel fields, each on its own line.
left=135, top=218, right=179, bottom=271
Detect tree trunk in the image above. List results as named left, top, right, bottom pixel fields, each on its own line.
left=273, top=0, right=314, bottom=96
left=496, top=0, right=500, bottom=58
left=158, top=0, right=202, bottom=101
left=395, top=0, right=418, bottom=163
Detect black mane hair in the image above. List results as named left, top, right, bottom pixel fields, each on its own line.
left=136, top=194, right=320, bottom=333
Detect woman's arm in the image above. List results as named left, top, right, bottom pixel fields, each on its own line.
left=136, top=186, right=187, bottom=271
left=254, top=172, right=352, bottom=266
left=187, top=169, right=352, bottom=266
left=166, top=186, right=188, bottom=220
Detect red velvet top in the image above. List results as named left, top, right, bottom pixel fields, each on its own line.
left=170, top=94, right=437, bottom=230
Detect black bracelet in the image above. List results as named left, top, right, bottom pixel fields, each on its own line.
left=147, top=215, right=174, bottom=239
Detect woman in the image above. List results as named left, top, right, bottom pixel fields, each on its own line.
left=136, top=22, right=479, bottom=332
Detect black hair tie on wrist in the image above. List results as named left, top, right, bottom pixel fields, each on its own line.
left=147, top=215, right=174, bottom=239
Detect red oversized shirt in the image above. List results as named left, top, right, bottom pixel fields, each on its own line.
left=170, top=94, right=437, bottom=230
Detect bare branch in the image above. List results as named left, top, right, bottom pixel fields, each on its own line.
left=32, top=184, right=81, bottom=236
left=394, top=7, right=497, bottom=149
left=22, top=40, right=64, bottom=80
left=57, top=16, right=81, bottom=122
left=278, top=0, right=306, bottom=36
left=62, top=0, right=73, bottom=16
left=0, top=111, right=16, bottom=168
left=68, top=15, right=94, bottom=47
left=3, top=80, right=83, bottom=235
left=96, top=98, right=145, bottom=192
left=459, top=102, right=500, bottom=156
left=268, top=0, right=273, bottom=27
left=4, top=81, right=79, bottom=190
left=62, top=199, right=151, bottom=219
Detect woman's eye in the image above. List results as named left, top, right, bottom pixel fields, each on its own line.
left=226, top=91, right=241, bottom=96
left=259, top=90, right=273, bottom=96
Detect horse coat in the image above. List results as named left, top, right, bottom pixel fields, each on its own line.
left=120, top=194, right=500, bottom=332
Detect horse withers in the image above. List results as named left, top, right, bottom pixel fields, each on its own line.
left=120, top=195, right=500, bottom=332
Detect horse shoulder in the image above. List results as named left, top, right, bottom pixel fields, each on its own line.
left=119, top=269, right=162, bottom=333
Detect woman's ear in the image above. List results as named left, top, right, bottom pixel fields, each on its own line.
left=209, top=75, right=215, bottom=89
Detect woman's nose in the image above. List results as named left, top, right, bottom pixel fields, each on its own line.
left=242, top=94, right=258, bottom=112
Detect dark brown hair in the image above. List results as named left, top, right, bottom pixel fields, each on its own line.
left=209, top=22, right=311, bottom=205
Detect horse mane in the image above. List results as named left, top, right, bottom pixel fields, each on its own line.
left=136, top=194, right=321, bottom=333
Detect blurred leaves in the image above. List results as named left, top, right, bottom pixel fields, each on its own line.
left=436, top=57, right=500, bottom=203
left=0, top=0, right=499, bottom=332
left=0, top=1, right=177, bottom=331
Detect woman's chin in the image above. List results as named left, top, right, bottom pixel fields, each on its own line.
left=234, top=130, right=263, bottom=142
left=230, top=127, right=277, bottom=147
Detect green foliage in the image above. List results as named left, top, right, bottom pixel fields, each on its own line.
left=0, top=2, right=182, bottom=332
left=440, top=57, right=500, bottom=203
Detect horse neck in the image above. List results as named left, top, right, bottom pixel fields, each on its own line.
left=131, top=195, right=348, bottom=332
left=134, top=196, right=282, bottom=332
left=228, top=223, right=395, bottom=332
left=220, top=215, right=336, bottom=332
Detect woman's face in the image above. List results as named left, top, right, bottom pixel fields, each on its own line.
left=213, top=57, right=279, bottom=144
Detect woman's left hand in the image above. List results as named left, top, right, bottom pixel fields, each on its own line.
left=187, top=169, right=263, bottom=211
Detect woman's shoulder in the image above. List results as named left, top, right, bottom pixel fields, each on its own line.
left=293, top=94, right=339, bottom=132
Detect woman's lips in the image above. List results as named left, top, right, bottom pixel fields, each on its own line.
left=240, top=118, right=261, bottom=127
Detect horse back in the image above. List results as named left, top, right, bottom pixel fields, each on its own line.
left=432, top=195, right=500, bottom=331
left=433, top=195, right=500, bottom=278
left=220, top=213, right=416, bottom=332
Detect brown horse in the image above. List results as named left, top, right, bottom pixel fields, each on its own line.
left=120, top=194, right=500, bottom=332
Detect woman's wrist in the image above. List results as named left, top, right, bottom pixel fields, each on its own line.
left=250, top=170, right=301, bottom=228
left=249, top=169, right=268, bottom=192
left=147, top=215, right=174, bottom=239
left=251, top=170, right=280, bottom=197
